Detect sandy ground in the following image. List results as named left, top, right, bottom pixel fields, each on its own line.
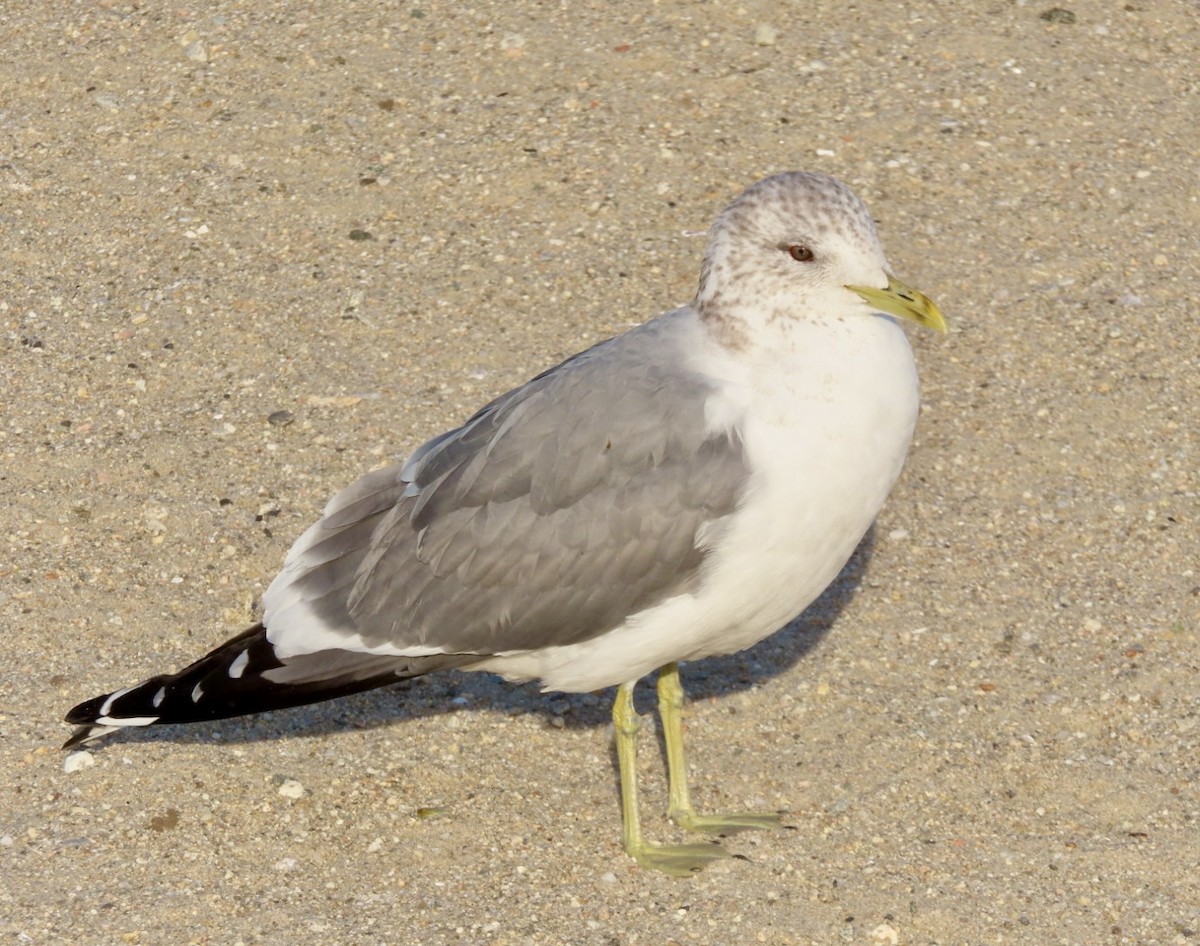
left=2, top=1, right=1198, bottom=944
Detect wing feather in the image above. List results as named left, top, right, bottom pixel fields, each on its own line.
left=263, top=311, right=748, bottom=660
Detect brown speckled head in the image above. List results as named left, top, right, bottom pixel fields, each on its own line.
left=695, top=172, right=890, bottom=346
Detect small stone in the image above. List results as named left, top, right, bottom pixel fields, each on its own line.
left=1039, top=7, right=1076, bottom=24
left=183, top=40, right=208, bottom=63
left=149, top=808, right=181, bottom=832
left=267, top=409, right=295, bottom=427
left=870, top=923, right=900, bottom=945
left=63, top=750, right=95, bottom=774
left=754, top=24, right=778, bottom=46
left=277, top=778, right=306, bottom=799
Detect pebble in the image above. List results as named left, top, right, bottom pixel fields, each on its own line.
left=277, top=778, right=306, bottom=799
left=63, top=750, right=95, bottom=774
left=500, top=33, right=526, bottom=57
left=870, top=924, right=900, bottom=946
left=754, top=24, right=778, bottom=46
left=183, top=40, right=209, bottom=63
left=180, top=29, right=209, bottom=62
left=1040, top=7, right=1077, bottom=24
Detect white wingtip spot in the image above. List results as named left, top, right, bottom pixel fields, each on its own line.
left=191, top=682, right=204, bottom=703
left=95, top=715, right=158, bottom=728
left=229, top=649, right=250, bottom=679
left=99, top=686, right=134, bottom=717
left=152, top=687, right=166, bottom=708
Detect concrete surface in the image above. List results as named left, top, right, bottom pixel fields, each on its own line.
left=1, top=1, right=1197, bottom=944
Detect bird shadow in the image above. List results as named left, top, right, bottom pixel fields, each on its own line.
left=72, top=527, right=877, bottom=749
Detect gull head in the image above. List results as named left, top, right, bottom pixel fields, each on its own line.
left=695, top=172, right=945, bottom=344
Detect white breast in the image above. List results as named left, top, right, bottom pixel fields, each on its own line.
left=682, top=315, right=919, bottom=658
left=485, top=313, right=920, bottom=693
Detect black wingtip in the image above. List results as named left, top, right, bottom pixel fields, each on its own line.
left=62, top=693, right=117, bottom=749
left=64, top=693, right=107, bottom=726
left=56, top=625, right=273, bottom=749
left=58, top=623, right=473, bottom=750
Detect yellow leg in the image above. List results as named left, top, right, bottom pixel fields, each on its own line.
left=612, top=681, right=730, bottom=876
left=657, top=663, right=782, bottom=835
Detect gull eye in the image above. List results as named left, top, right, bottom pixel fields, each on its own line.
left=786, top=244, right=814, bottom=262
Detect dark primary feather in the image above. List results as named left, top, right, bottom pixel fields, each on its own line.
left=62, top=622, right=471, bottom=749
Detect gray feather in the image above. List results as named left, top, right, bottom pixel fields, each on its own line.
left=271, top=312, right=748, bottom=657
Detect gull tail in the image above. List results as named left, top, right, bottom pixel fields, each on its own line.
left=63, top=623, right=471, bottom=750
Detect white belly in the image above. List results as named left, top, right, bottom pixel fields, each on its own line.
left=479, top=316, right=920, bottom=692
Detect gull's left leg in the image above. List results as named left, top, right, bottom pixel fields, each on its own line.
left=657, top=662, right=783, bottom=835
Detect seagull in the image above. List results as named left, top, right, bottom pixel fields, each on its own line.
left=64, top=172, right=945, bottom=876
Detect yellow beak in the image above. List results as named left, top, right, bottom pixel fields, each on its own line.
left=846, top=275, right=947, bottom=334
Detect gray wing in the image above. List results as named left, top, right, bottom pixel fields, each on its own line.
left=263, top=311, right=747, bottom=657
